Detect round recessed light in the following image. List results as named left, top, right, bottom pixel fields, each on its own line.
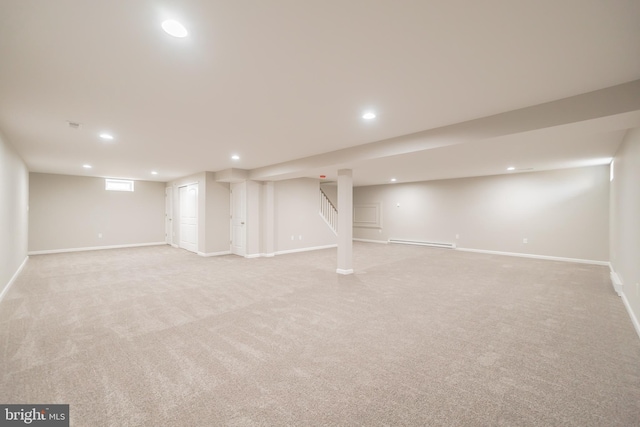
left=151, top=171, right=158, bottom=175
left=390, top=178, right=397, bottom=182
left=231, top=155, right=240, bottom=160
left=507, top=167, right=515, bottom=171
left=362, top=112, right=376, bottom=120
left=99, top=133, right=114, bottom=140
left=162, top=20, right=188, bottom=38
left=83, top=164, right=92, bottom=169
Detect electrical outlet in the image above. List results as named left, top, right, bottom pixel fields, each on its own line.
left=98, top=233, right=103, bottom=238
left=299, top=235, right=302, bottom=240
left=291, top=235, right=294, bottom=241
left=523, top=238, right=528, bottom=244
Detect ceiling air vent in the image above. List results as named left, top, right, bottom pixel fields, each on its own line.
left=67, top=121, right=82, bottom=129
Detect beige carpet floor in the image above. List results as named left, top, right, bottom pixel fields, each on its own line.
left=1, top=242, right=639, bottom=426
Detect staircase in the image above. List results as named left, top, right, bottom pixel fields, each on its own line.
left=319, top=188, right=338, bottom=234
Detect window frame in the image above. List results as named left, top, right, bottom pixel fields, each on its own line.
left=105, top=178, right=135, bottom=192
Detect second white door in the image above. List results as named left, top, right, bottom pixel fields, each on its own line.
left=230, top=182, right=246, bottom=256
left=179, top=183, right=198, bottom=253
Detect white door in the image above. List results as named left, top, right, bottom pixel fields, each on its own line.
left=179, top=183, right=198, bottom=253
left=230, top=182, right=246, bottom=256
left=165, top=187, right=173, bottom=245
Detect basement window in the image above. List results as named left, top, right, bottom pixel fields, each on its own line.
left=105, top=179, right=135, bottom=192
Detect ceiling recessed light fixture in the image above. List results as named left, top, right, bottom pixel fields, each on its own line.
left=362, top=112, right=376, bottom=120
left=507, top=167, right=515, bottom=171
left=231, top=155, right=240, bottom=160
left=99, top=133, right=114, bottom=140
left=83, top=164, right=92, bottom=169
left=390, top=178, right=397, bottom=182
left=162, top=20, right=188, bottom=38
left=151, top=171, right=158, bottom=175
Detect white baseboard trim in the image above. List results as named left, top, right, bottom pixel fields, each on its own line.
left=28, top=242, right=167, bottom=255
left=389, top=238, right=456, bottom=249
left=197, top=250, right=231, bottom=257
left=610, top=271, right=624, bottom=296
left=261, top=253, right=275, bottom=258
left=244, top=253, right=262, bottom=259
left=0, top=256, right=29, bottom=303
left=456, top=247, right=609, bottom=266
left=275, top=244, right=337, bottom=256
left=171, top=243, right=179, bottom=249
left=353, top=238, right=388, bottom=244
left=621, top=292, right=640, bottom=340
left=610, top=265, right=640, bottom=341
left=336, top=268, right=354, bottom=275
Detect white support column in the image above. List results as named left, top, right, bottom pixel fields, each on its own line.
left=337, top=169, right=353, bottom=275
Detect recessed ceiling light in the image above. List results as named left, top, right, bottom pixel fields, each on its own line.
left=99, top=133, right=114, bottom=140
left=151, top=171, right=158, bottom=175
left=83, top=164, right=92, bottom=169
left=390, top=178, right=397, bottom=182
left=362, top=112, right=376, bottom=120
left=507, top=167, right=515, bottom=171
left=162, top=20, right=188, bottom=38
left=231, top=155, right=240, bottom=160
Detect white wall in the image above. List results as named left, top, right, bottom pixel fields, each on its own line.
left=260, top=182, right=275, bottom=256
left=0, top=132, right=28, bottom=297
left=610, top=128, right=640, bottom=336
left=29, top=173, right=165, bottom=252
left=245, top=180, right=262, bottom=256
left=354, top=166, right=610, bottom=262
left=275, top=178, right=337, bottom=253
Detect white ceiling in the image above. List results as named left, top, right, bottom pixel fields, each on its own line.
left=1, top=0, right=639, bottom=186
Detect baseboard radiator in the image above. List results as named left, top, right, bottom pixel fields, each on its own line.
left=388, top=239, right=456, bottom=249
